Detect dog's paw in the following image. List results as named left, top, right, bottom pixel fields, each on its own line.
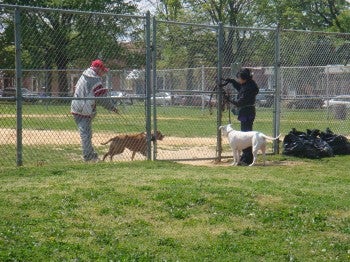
left=231, top=162, right=238, bottom=166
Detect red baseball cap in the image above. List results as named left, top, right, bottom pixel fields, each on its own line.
left=91, top=59, right=109, bottom=72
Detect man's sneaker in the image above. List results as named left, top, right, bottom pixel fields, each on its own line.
left=85, top=157, right=100, bottom=163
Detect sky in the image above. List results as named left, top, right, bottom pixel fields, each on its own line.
left=135, top=0, right=158, bottom=14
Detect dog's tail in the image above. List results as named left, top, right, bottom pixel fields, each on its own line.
left=261, top=134, right=281, bottom=140
left=100, top=137, right=116, bottom=145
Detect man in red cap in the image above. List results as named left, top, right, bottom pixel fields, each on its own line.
left=71, top=59, right=118, bottom=162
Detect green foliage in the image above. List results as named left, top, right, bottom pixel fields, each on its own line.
left=156, top=22, right=217, bottom=70
left=332, top=9, right=350, bottom=33
left=0, top=1, right=141, bottom=94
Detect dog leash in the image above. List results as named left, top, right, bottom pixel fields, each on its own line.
left=228, top=105, right=232, bottom=124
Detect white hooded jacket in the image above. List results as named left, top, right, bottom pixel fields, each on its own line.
left=71, top=68, right=115, bottom=117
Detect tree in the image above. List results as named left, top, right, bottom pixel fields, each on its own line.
left=0, top=0, right=138, bottom=95
left=255, top=0, right=349, bottom=31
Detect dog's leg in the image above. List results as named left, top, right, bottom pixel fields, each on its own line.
left=131, top=151, right=136, bottom=161
left=231, top=149, right=235, bottom=165
left=260, top=143, right=266, bottom=166
left=249, top=146, right=259, bottom=166
left=249, top=137, right=260, bottom=166
left=231, top=149, right=239, bottom=166
left=102, top=153, right=108, bottom=161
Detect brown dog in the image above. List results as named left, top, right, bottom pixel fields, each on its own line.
left=101, top=131, right=164, bottom=161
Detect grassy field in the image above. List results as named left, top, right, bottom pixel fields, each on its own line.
left=0, top=156, right=349, bottom=261
left=1, top=102, right=349, bottom=136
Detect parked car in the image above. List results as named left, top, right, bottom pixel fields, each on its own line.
left=1, top=87, right=40, bottom=102
left=256, top=89, right=274, bottom=107
left=109, top=90, right=133, bottom=105
left=285, top=96, right=324, bottom=109
left=172, top=94, right=216, bottom=107
left=151, top=92, right=172, bottom=106
left=323, top=95, right=350, bottom=109
left=187, top=95, right=216, bottom=107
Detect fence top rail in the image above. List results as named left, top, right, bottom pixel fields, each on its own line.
left=0, top=3, right=146, bottom=19
left=281, top=65, right=350, bottom=69
left=282, top=28, right=350, bottom=36
left=0, top=68, right=146, bottom=73
left=223, top=25, right=276, bottom=32
left=156, top=20, right=277, bottom=32
left=157, top=19, right=218, bottom=30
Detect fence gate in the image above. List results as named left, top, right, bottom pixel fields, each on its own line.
left=152, top=21, right=278, bottom=162
left=152, top=20, right=222, bottom=161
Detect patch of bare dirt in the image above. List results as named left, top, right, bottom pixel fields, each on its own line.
left=0, top=128, right=286, bottom=166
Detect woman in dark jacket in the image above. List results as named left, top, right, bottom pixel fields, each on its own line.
left=222, top=68, right=259, bottom=165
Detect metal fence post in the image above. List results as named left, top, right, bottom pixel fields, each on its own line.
left=14, top=8, right=23, bottom=166
left=216, top=22, right=224, bottom=162
left=152, top=16, right=158, bottom=160
left=145, top=11, right=152, bottom=160
left=273, top=25, right=281, bottom=154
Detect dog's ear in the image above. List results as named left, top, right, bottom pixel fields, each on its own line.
left=219, top=126, right=224, bottom=130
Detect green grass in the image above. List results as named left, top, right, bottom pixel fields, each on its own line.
left=1, top=103, right=348, bottom=136
left=0, top=157, right=350, bottom=261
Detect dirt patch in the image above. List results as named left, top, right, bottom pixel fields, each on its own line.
left=0, top=128, right=218, bottom=162
left=0, top=128, right=281, bottom=166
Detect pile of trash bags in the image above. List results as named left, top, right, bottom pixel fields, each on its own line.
left=283, top=128, right=350, bottom=159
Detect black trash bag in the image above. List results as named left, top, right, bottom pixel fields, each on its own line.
left=320, top=128, right=350, bottom=155
left=283, top=128, right=334, bottom=159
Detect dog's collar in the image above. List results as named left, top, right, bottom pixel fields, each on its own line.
left=227, top=129, right=235, bottom=134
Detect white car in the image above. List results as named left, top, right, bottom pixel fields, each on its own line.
left=109, top=91, right=133, bottom=105
left=323, top=95, right=350, bottom=108
left=151, top=92, right=172, bottom=106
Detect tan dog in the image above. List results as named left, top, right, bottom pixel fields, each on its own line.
left=101, top=131, right=164, bottom=161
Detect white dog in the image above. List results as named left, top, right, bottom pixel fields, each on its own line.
left=219, top=124, right=280, bottom=166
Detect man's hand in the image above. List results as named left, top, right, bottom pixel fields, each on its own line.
left=111, top=107, right=119, bottom=114
left=223, top=93, right=231, bottom=102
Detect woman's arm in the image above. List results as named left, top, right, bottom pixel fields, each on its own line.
left=225, top=78, right=241, bottom=91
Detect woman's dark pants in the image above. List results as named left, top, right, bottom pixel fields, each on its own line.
left=240, top=120, right=254, bottom=165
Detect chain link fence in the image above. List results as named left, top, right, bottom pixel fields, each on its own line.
left=279, top=30, right=350, bottom=136
left=1, top=4, right=350, bottom=167
left=153, top=21, right=220, bottom=161
left=220, top=26, right=277, bottom=156
left=0, top=5, right=150, bottom=166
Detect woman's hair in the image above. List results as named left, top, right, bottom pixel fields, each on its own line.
left=236, top=68, right=252, bottom=80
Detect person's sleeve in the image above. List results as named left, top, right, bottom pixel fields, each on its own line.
left=234, top=88, right=251, bottom=107
left=93, top=85, right=117, bottom=111
left=225, top=78, right=241, bottom=91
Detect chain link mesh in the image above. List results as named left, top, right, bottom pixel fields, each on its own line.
left=1, top=5, right=350, bottom=167
left=220, top=27, right=277, bottom=157
left=1, top=6, right=148, bottom=166
left=280, top=30, right=350, bottom=135
left=154, top=21, right=219, bottom=161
